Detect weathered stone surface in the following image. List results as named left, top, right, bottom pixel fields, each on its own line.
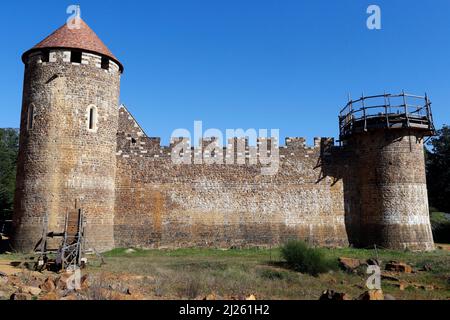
left=61, top=293, right=78, bottom=300
left=344, top=130, right=435, bottom=251
left=40, top=277, right=56, bottom=292
left=20, top=286, right=42, bottom=296
left=11, top=19, right=435, bottom=252
left=12, top=48, right=121, bottom=253
left=338, top=257, right=363, bottom=272
left=11, top=292, right=32, bottom=300
left=55, top=272, right=74, bottom=290
left=358, top=290, right=384, bottom=301
left=114, top=108, right=349, bottom=248
left=398, top=281, right=408, bottom=291
left=385, top=261, right=413, bottom=273
left=39, top=292, right=60, bottom=300
left=0, top=290, right=10, bottom=300
left=381, top=273, right=400, bottom=282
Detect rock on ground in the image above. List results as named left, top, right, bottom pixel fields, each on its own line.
left=338, top=257, right=363, bottom=272
left=358, top=290, right=384, bottom=301
left=385, top=261, right=413, bottom=273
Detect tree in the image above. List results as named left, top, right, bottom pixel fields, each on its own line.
left=426, top=125, right=450, bottom=213
left=0, top=128, right=19, bottom=220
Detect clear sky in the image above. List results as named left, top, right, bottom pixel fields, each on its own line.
left=0, top=0, right=449, bottom=145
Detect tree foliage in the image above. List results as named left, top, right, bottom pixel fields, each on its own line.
left=426, top=125, right=450, bottom=213
left=0, top=128, right=19, bottom=220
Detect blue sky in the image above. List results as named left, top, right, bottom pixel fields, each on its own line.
left=0, top=0, right=449, bottom=145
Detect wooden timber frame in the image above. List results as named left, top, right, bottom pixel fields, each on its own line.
left=34, top=202, right=86, bottom=271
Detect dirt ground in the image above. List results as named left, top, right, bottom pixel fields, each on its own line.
left=1, top=246, right=449, bottom=300
left=0, top=259, right=18, bottom=276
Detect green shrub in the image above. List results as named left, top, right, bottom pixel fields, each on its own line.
left=280, top=240, right=336, bottom=276
left=430, top=212, right=450, bottom=243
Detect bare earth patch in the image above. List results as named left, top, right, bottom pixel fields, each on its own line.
left=0, top=258, right=21, bottom=276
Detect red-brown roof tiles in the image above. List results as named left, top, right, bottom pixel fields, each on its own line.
left=22, top=18, right=123, bottom=72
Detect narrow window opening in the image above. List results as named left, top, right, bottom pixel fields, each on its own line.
left=89, top=107, right=95, bottom=130
left=27, top=104, right=34, bottom=130
left=41, top=51, right=49, bottom=63
left=101, top=57, right=109, bottom=70
left=71, top=51, right=82, bottom=63
left=131, top=138, right=137, bottom=144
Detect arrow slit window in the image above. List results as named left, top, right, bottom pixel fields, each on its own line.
left=27, top=104, right=34, bottom=131
left=87, top=105, right=98, bottom=132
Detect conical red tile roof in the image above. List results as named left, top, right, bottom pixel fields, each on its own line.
left=22, top=18, right=123, bottom=72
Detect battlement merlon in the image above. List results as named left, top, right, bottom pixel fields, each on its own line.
left=118, top=106, right=336, bottom=156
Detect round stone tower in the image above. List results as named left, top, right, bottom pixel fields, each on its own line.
left=340, top=93, right=435, bottom=251
left=12, top=18, right=123, bottom=252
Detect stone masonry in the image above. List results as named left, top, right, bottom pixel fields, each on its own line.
left=115, top=106, right=348, bottom=249
left=11, top=18, right=435, bottom=252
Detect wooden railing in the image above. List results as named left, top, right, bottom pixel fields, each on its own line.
left=339, top=92, right=435, bottom=139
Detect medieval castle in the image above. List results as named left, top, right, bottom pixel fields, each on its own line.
left=11, top=19, right=436, bottom=252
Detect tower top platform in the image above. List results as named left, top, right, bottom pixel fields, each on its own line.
left=339, top=92, right=435, bottom=140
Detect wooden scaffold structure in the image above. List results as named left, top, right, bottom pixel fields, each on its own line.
left=34, top=202, right=86, bottom=272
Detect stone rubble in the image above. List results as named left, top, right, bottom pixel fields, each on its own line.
left=385, top=261, right=413, bottom=273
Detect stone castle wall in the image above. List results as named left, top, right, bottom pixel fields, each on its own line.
left=343, top=130, right=434, bottom=251
left=11, top=22, right=436, bottom=253
left=12, top=49, right=121, bottom=252
left=12, top=49, right=435, bottom=252
left=113, top=107, right=349, bottom=248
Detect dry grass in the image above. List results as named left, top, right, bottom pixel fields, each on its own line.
left=1, top=246, right=448, bottom=300
left=79, top=246, right=450, bottom=300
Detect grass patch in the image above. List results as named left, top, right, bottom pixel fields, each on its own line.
left=104, top=247, right=277, bottom=259
left=2, top=245, right=443, bottom=300
left=258, top=268, right=296, bottom=281
left=280, top=241, right=338, bottom=276
left=169, top=260, right=229, bottom=272
left=103, top=248, right=150, bottom=257
left=259, top=269, right=286, bottom=280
